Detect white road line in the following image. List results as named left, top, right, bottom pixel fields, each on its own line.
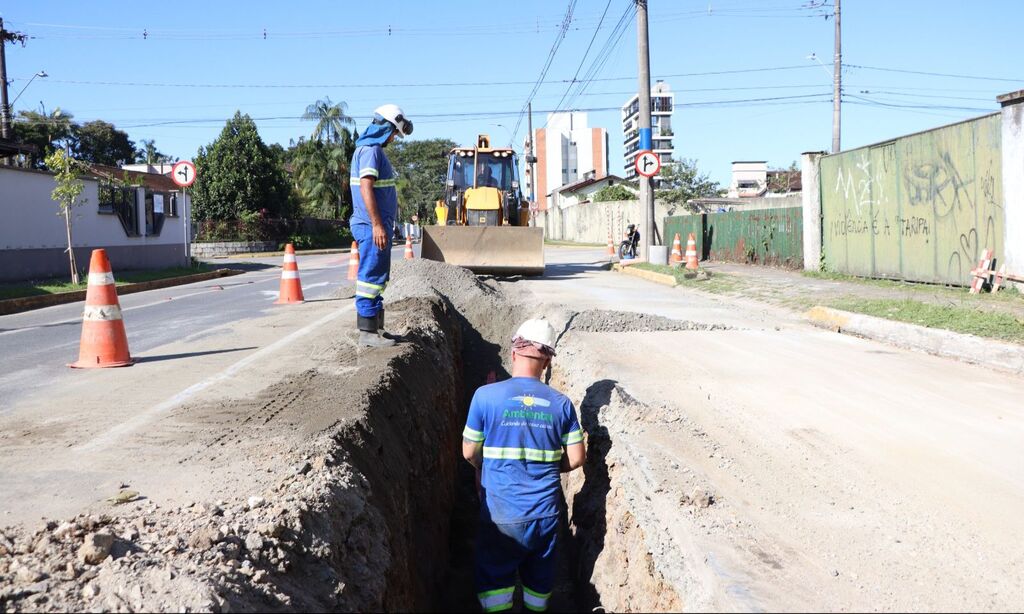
left=75, top=304, right=354, bottom=453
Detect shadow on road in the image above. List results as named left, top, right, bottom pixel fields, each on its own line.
left=134, top=347, right=257, bottom=363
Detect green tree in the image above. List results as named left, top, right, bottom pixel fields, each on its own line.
left=302, top=98, right=355, bottom=143
left=655, top=158, right=721, bottom=205
left=11, top=108, right=74, bottom=169
left=191, top=111, right=293, bottom=223
left=291, top=136, right=353, bottom=219
left=388, top=138, right=457, bottom=222
left=135, top=138, right=175, bottom=164
left=45, top=149, right=87, bottom=284
left=593, top=183, right=637, bottom=202
left=71, top=120, right=136, bottom=166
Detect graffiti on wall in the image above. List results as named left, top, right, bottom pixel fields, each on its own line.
left=820, top=113, right=1003, bottom=285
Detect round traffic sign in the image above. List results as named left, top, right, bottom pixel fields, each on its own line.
left=171, top=160, right=197, bottom=188
left=635, top=150, right=661, bottom=178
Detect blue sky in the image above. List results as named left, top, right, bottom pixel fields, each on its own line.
left=3, top=1, right=1021, bottom=185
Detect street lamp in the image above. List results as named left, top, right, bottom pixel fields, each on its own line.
left=805, top=53, right=832, bottom=79
left=11, top=70, right=47, bottom=108
left=808, top=53, right=841, bottom=153
left=489, top=123, right=514, bottom=147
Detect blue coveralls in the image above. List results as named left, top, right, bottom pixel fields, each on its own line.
left=463, top=377, right=584, bottom=612
left=349, top=144, right=398, bottom=319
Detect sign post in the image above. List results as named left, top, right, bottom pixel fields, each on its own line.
left=171, top=160, right=197, bottom=265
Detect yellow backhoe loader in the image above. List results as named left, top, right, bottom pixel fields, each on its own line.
left=422, top=135, right=544, bottom=275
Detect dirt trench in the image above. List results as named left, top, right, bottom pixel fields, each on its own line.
left=0, top=259, right=705, bottom=613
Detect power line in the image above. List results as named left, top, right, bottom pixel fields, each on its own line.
left=844, top=63, right=1023, bottom=83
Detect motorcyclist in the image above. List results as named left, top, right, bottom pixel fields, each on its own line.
left=624, top=223, right=640, bottom=258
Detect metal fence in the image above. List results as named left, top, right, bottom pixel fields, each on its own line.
left=663, top=207, right=804, bottom=268
left=819, top=113, right=1003, bottom=285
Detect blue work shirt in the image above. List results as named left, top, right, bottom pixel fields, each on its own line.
left=349, top=145, right=398, bottom=227
left=463, top=377, right=583, bottom=523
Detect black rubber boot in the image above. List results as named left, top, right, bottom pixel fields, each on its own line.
left=358, top=314, right=395, bottom=348
left=377, top=308, right=397, bottom=340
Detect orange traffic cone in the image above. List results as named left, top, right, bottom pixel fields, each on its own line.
left=274, top=243, right=305, bottom=304
left=347, top=241, right=360, bottom=281
left=671, top=233, right=683, bottom=264
left=404, top=235, right=414, bottom=260
left=685, top=232, right=699, bottom=271
left=606, top=233, right=615, bottom=256
left=69, top=249, right=133, bottom=368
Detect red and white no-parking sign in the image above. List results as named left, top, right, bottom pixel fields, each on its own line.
left=171, top=160, right=197, bottom=188
left=635, top=150, right=661, bottom=178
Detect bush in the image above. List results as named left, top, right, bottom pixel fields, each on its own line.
left=195, top=217, right=299, bottom=242
left=284, top=227, right=352, bottom=250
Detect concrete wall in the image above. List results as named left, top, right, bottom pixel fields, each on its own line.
left=543, top=199, right=678, bottom=244
left=819, top=113, right=1003, bottom=285
left=999, top=91, right=1024, bottom=284
left=0, top=166, right=190, bottom=282
left=801, top=152, right=826, bottom=271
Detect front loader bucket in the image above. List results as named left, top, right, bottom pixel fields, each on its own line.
left=421, top=226, right=545, bottom=276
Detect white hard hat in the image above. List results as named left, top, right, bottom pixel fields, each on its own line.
left=373, top=103, right=414, bottom=137
left=513, top=319, right=557, bottom=351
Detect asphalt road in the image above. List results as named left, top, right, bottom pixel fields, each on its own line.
left=0, top=247, right=410, bottom=410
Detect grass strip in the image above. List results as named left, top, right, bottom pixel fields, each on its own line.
left=828, top=298, right=1024, bottom=344
left=0, top=265, right=216, bottom=301
left=633, top=262, right=742, bottom=293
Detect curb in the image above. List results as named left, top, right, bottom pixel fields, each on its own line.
left=218, top=247, right=352, bottom=259
left=805, top=305, right=1024, bottom=375
left=0, top=269, right=245, bottom=317
left=613, top=263, right=678, bottom=287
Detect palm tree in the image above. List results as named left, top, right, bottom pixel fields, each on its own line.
left=301, top=98, right=355, bottom=144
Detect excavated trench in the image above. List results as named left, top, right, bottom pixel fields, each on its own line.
left=0, top=259, right=720, bottom=613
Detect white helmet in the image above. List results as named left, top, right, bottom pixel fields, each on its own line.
left=513, top=319, right=557, bottom=352
left=373, top=103, right=413, bottom=137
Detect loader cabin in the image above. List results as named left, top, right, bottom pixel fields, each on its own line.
left=439, top=134, right=528, bottom=226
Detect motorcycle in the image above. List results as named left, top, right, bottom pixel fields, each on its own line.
left=618, top=224, right=640, bottom=260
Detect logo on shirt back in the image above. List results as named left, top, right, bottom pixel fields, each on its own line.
left=501, top=395, right=554, bottom=427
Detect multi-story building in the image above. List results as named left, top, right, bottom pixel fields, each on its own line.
left=524, top=111, right=608, bottom=211
left=621, top=80, right=675, bottom=179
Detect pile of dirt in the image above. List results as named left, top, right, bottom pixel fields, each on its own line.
left=0, top=296, right=465, bottom=613
left=568, top=309, right=734, bottom=333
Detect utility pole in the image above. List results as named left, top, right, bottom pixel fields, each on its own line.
left=636, top=0, right=654, bottom=260
left=0, top=18, right=12, bottom=140
left=832, top=0, right=841, bottom=154
left=526, top=101, right=537, bottom=227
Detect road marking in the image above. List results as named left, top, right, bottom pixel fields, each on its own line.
left=75, top=304, right=354, bottom=453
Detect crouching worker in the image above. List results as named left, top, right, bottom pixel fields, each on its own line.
left=462, top=319, right=586, bottom=612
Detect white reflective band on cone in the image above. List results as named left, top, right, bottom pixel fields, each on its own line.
left=283, top=254, right=296, bottom=263
left=83, top=305, right=123, bottom=321
left=281, top=271, right=300, bottom=279
left=88, top=272, right=115, bottom=286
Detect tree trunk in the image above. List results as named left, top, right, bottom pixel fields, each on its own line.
left=64, top=206, right=79, bottom=285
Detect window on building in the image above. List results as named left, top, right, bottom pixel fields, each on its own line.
left=144, top=191, right=167, bottom=237
left=99, top=183, right=140, bottom=237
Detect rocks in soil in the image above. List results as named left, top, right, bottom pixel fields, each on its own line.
left=568, top=309, right=731, bottom=333
left=78, top=531, right=115, bottom=565
left=681, top=486, right=715, bottom=509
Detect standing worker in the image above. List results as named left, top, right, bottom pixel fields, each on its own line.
left=462, top=319, right=586, bottom=612
left=349, top=104, right=414, bottom=347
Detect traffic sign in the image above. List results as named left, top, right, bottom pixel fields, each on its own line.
left=635, top=150, right=661, bottom=178
left=171, top=160, right=197, bottom=188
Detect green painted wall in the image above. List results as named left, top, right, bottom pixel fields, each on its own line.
left=663, top=207, right=803, bottom=268
left=820, top=113, right=1003, bottom=285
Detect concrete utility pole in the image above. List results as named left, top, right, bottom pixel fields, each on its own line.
left=527, top=101, right=537, bottom=226
left=636, top=0, right=654, bottom=260
left=832, top=0, right=842, bottom=154
left=0, top=18, right=12, bottom=140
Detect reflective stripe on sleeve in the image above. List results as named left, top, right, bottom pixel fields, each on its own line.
left=478, top=587, right=514, bottom=612
left=349, top=176, right=396, bottom=188
left=462, top=426, right=484, bottom=442
left=83, top=305, right=123, bottom=322
left=359, top=167, right=379, bottom=178
left=88, top=272, right=115, bottom=286
left=482, top=447, right=563, bottom=462
left=563, top=430, right=584, bottom=446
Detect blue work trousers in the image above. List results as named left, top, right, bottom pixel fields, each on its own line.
left=475, top=513, right=558, bottom=612
left=351, top=222, right=392, bottom=318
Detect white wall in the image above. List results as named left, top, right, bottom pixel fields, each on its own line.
left=543, top=199, right=678, bottom=245
left=0, top=166, right=190, bottom=281
left=1000, top=93, right=1024, bottom=285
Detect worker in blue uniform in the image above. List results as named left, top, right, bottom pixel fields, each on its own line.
left=462, top=319, right=587, bottom=612
left=349, top=103, right=413, bottom=348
